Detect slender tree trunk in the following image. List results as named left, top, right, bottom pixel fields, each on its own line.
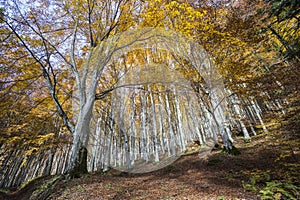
left=130, top=93, right=136, bottom=164
left=140, top=89, right=148, bottom=162
left=157, top=89, right=167, bottom=155
left=251, top=100, right=268, bottom=133
left=173, top=88, right=186, bottom=152
left=187, top=93, right=203, bottom=144
left=165, top=92, right=176, bottom=157
left=149, top=86, right=159, bottom=162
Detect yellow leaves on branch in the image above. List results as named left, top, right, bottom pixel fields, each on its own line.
left=19, top=132, right=55, bottom=166
left=140, top=0, right=207, bottom=38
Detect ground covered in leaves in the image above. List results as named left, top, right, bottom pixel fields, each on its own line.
left=1, top=101, right=300, bottom=200
left=48, top=132, right=299, bottom=200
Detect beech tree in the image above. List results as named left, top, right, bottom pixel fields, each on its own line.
left=1, top=0, right=139, bottom=173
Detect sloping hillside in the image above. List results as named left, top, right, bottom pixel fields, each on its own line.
left=2, top=118, right=299, bottom=200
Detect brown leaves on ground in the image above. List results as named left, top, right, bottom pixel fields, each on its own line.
left=50, top=151, right=258, bottom=200
left=49, top=133, right=299, bottom=200
left=2, top=114, right=299, bottom=200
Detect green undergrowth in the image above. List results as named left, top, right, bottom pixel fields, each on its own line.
left=240, top=133, right=300, bottom=199
left=240, top=102, right=300, bottom=199
left=259, top=181, right=300, bottom=200
left=242, top=167, right=300, bottom=199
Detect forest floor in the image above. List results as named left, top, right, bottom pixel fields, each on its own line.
left=1, top=99, right=300, bottom=200
left=48, top=130, right=299, bottom=200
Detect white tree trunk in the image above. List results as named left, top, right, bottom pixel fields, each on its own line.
left=149, top=86, right=159, bottom=162
left=173, top=88, right=186, bottom=152
left=165, top=92, right=176, bottom=157
left=130, top=93, right=136, bottom=164
left=140, top=90, right=148, bottom=162
left=251, top=100, right=268, bottom=133
left=158, top=90, right=167, bottom=155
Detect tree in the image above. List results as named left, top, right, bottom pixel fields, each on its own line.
left=1, top=0, right=138, bottom=174
left=0, top=4, right=64, bottom=152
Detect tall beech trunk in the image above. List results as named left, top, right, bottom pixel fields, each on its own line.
left=165, top=92, right=176, bottom=157
left=158, top=89, right=168, bottom=155
left=68, top=102, right=94, bottom=175
left=173, top=88, right=186, bottom=152
left=130, top=93, right=136, bottom=164
left=140, top=89, right=149, bottom=162
left=187, top=93, right=204, bottom=144
left=149, top=86, right=159, bottom=162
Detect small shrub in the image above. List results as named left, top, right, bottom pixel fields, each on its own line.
left=260, top=181, right=300, bottom=200
left=242, top=171, right=271, bottom=192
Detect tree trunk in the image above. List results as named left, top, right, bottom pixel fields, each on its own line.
left=149, top=86, right=159, bottom=162
left=173, top=88, right=186, bottom=152
left=130, top=93, right=136, bottom=164
left=165, top=92, right=176, bottom=157
left=140, top=89, right=149, bottom=162
left=158, top=89, right=167, bottom=155
left=69, top=147, right=88, bottom=178
left=67, top=88, right=96, bottom=176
